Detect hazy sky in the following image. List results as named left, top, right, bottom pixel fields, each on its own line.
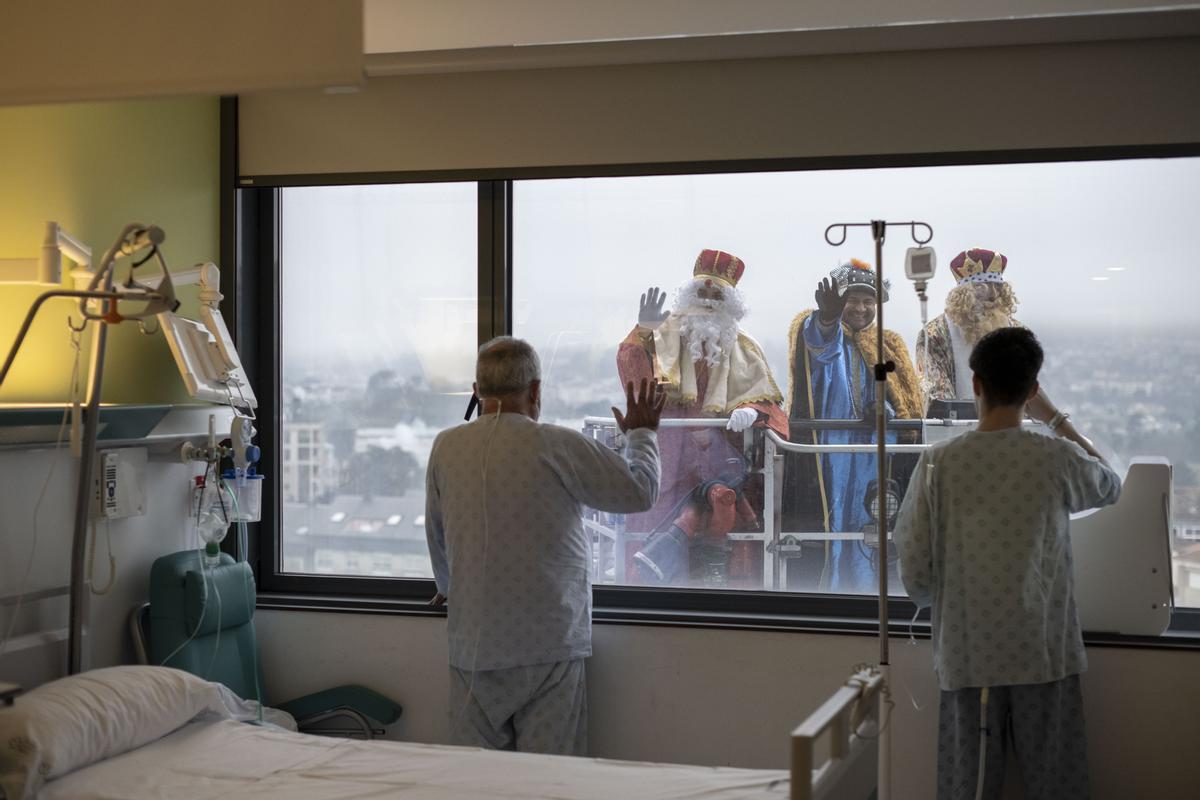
left=282, top=157, right=1200, bottom=391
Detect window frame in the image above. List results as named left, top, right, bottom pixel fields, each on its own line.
left=234, top=140, right=1200, bottom=636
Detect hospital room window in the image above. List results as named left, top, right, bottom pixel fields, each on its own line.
left=512, top=159, right=1200, bottom=602
left=279, top=183, right=478, bottom=579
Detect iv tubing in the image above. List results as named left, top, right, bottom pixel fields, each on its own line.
left=918, top=292, right=930, bottom=444
left=158, top=548, right=216, bottom=669
left=223, top=484, right=263, bottom=722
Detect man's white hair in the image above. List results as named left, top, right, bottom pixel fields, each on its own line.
left=671, top=279, right=747, bottom=367
left=476, top=336, right=541, bottom=397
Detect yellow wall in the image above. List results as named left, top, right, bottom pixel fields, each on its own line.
left=0, top=96, right=219, bottom=404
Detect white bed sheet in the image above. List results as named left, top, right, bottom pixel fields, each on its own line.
left=41, top=718, right=790, bottom=800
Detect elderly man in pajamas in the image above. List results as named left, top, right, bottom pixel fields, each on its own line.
left=425, top=337, right=664, bottom=755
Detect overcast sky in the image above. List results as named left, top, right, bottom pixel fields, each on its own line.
left=282, top=156, right=1200, bottom=390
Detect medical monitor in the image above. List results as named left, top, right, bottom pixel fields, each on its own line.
left=158, top=307, right=257, bottom=409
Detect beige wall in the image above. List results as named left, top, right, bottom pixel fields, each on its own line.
left=0, top=1, right=362, bottom=106
left=364, top=0, right=1198, bottom=53
left=240, top=37, right=1200, bottom=177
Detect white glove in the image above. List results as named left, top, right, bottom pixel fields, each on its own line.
left=726, top=407, right=759, bottom=432
left=638, top=286, right=669, bottom=331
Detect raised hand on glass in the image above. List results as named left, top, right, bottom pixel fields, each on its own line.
left=612, top=378, right=668, bottom=432
left=815, top=277, right=846, bottom=324
left=637, top=286, right=670, bottom=331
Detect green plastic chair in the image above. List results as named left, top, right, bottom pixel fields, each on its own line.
left=134, top=550, right=401, bottom=738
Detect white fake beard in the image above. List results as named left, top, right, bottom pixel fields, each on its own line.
left=677, top=313, right=738, bottom=367
left=672, top=281, right=746, bottom=367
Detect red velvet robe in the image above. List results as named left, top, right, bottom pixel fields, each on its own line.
left=616, top=325, right=788, bottom=536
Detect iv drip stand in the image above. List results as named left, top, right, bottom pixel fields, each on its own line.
left=823, top=219, right=933, bottom=800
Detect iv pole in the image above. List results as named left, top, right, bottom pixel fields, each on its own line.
left=823, top=219, right=933, bottom=800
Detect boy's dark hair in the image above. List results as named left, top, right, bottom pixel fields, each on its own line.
left=968, top=327, right=1044, bottom=406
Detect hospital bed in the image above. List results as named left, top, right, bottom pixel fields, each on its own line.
left=0, top=664, right=884, bottom=800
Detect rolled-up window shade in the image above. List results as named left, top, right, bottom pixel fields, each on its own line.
left=238, top=37, right=1200, bottom=179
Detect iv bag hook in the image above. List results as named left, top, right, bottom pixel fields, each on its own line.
left=825, top=221, right=933, bottom=247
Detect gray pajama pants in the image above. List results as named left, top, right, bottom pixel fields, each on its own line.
left=938, top=674, right=1090, bottom=800
left=448, top=658, right=587, bottom=756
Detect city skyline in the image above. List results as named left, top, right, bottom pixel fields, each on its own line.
left=280, top=324, right=1200, bottom=605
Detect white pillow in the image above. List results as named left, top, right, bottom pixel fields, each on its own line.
left=0, top=665, right=229, bottom=800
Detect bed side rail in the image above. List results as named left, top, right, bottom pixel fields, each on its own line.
left=790, top=667, right=885, bottom=800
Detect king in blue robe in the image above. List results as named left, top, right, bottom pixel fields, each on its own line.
left=781, top=261, right=923, bottom=593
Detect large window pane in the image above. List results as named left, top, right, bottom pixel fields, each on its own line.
left=513, top=159, right=1200, bottom=601
left=280, top=184, right=477, bottom=578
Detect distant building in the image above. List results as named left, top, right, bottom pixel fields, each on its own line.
left=1173, top=540, right=1200, bottom=608
left=282, top=422, right=340, bottom=504
left=353, top=421, right=440, bottom=467
left=281, top=490, right=432, bottom=578
left=1177, top=521, right=1200, bottom=542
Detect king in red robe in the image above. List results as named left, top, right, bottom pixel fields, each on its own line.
left=615, top=248, right=788, bottom=586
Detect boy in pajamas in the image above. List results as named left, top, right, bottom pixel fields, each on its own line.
left=894, top=327, right=1120, bottom=799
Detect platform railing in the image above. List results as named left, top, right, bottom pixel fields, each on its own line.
left=580, top=415, right=961, bottom=589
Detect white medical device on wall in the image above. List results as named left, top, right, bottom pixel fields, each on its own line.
left=159, top=262, right=262, bottom=578
left=42, top=222, right=93, bottom=284
left=96, top=447, right=147, bottom=520
left=158, top=263, right=256, bottom=410
left=0, top=221, right=92, bottom=284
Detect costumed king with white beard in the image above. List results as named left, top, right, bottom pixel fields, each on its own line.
left=917, top=247, right=1021, bottom=403
left=616, top=249, right=788, bottom=586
